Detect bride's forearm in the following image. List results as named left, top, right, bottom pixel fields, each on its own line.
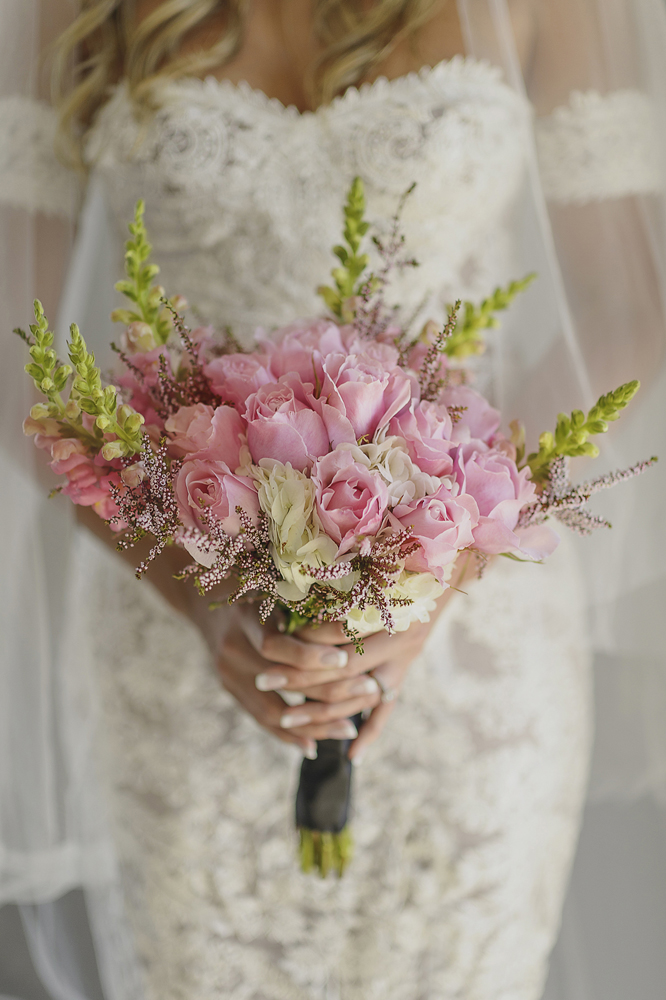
left=75, top=505, right=228, bottom=651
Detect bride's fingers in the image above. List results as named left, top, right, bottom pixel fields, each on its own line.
left=348, top=700, right=396, bottom=761
left=277, top=690, right=381, bottom=733
left=288, top=673, right=381, bottom=704
left=238, top=607, right=350, bottom=671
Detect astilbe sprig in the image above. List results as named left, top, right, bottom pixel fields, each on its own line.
left=352, top=183, right=419, bottom=341
left=108, top=438, right=182, bottom=576
left=179, top=509, right=280, bottom=622
left=417, top=302, right=461, bottom=402
left=156, top=301, right=220, bottom=410
left=291, top=530, right=420, bottom=652
left=518, top=453, right=658, bottom=536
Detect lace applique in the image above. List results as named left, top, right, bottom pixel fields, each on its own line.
left=0, top=96, right=80, bottom=217
left=535, top=89, right=663, bottom=204
left=85, top=534, right=592, bottom=1000
left=85, top=57, right=531, bottom=338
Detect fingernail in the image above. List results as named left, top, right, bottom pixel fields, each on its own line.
left=320, top=649, right=348, bottom=668
left=303, top=744, right=318, bottom=760
left=328, top=721, right=358, bottom=739
left=351, top=752, right=365, bottom=767
left=350, top=676, right=379, bottom=696
left=255, top=673, right=287, bottom=692
left=280, top=712, right=312, bottom=729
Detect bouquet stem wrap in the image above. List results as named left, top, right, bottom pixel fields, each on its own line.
left=295, top=711, right=363, bottom=877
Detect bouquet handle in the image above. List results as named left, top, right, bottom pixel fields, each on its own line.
left=295, top=711, right=363, bottom=877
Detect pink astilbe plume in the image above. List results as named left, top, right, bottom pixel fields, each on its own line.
left=518, top=454, right=658, bottom=536
left=108, top=438, right=183, bottom=576
left=301, top=529, right=420, bottom=648
left=179, top=508, right=280, bottom=623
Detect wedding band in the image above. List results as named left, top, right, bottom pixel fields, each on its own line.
left=371, top=672, right=397, bottom=704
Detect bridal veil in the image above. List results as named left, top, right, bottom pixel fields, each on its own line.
left=1, top=1, right=666, bottom=996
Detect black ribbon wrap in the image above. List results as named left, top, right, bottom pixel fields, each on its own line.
left=295, top=712, right=363, bottom=876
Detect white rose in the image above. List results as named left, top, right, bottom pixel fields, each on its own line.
left=253, top=459, right=341, bottom=599
left=345, top=569, right=450, bottom=637
left=336, top=436, right=440, bottom=506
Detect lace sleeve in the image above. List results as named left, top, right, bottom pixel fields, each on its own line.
left=0, top=96, right=80, bottom=218
left=535, top=89, right=663, bottom=204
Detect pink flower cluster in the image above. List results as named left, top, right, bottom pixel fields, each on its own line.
left=117, top=317, right=558, bottom=583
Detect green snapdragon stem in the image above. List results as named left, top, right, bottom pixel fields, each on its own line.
left=295, top=712, right=363, bottom=877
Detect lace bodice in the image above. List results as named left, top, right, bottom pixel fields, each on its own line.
left=85, top=58, right=530, bottom=336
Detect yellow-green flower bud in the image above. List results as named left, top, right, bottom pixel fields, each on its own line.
left=101, top=440, right=126, bottom=461
left=64, top=399, right=81, bottom=420
left=125, top=412, right=145, bottom=433
left=117, top=404, right=133, bottom=426
left=30, top=403, right=51, bottom=420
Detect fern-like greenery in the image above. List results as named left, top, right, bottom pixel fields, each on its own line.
left=18, top=300, right=144, bottom=459
left=526, top=380, right=641, bottom=483
left=318, top=177, right=370, bottom=317
left=111, top=200, right=174, bottom=345
left=442, top=274, right=536, bottom=360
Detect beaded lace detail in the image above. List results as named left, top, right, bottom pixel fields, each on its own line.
left=535, top=89, right=663, bottom=204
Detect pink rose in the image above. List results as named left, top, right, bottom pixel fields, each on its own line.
left=244, top=376, right=329, bottom=471
left=174, top=458, right=259, bottom=535
left=312, top=448, right=389, bottom=555
left=458, top=448, right=557, bottom=558
left=389, top=400, right=455, bottom=477
left=260, top=319, right=348, bottom=356
left=165, top=403, right=246, bottom=467
left=441, top=385, right=501, bottom=445
left=204, top=353, right=273, bottom=408
left=390, top=485, right=478, bottom=583
left=315, top=353, right=412, bottom=446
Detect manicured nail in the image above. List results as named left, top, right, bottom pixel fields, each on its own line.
left=280, top=712, right=312, bottom=729
left=350, top=676, right=379, bottom=696
left=328, top=721, right=358, bottom=739
left=351, top=752, right=365, bottom=767
left=255, top=673, right=287, bottom=691
left=320, top=649, right=348, bottom=668
left=303, top=744, right=318, bottom=760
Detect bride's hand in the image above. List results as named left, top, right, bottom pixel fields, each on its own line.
left=227, top=554, right=480, bottom=762
left=215, top=605, right=382, bottom=759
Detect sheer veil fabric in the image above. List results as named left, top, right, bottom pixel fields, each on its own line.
left=1, top=0, right=666, bottom=997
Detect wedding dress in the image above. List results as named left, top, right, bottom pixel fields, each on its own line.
left=2, top=3, right=666, bottom=999
left=77, top=59, right=594, bottom=1000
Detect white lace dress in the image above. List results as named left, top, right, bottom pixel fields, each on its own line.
left=11, top=55, right=659, bottom=999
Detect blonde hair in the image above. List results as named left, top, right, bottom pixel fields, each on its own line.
left=52, top=0, right=441, bottom=166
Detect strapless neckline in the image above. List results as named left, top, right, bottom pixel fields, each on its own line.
left=128, top=55, right=505, bottom=122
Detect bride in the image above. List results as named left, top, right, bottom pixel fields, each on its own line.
left=2, top=1, right=666, bottom=998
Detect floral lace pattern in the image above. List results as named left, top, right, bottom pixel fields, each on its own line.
left=86, top=534, right=591, bottom=1000
left=85, top=58, right=530, bottom=340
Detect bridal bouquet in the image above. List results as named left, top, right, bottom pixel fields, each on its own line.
left=17, top=180, right=655, bottom=876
